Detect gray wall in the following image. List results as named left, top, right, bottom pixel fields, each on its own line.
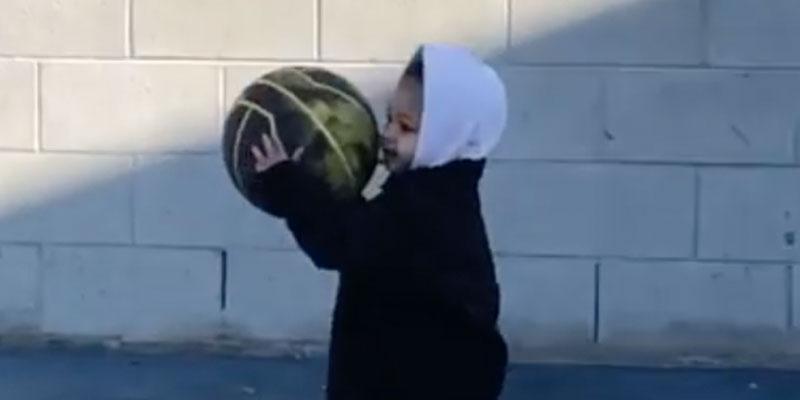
left=0, top=0, right=799, bottom=361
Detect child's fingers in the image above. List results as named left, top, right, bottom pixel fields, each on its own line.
left=260, top=133, right=275, bottom=156
left=291, top=146, right=306, bottom=161
left=269, top=129, right=287, bottom=157
left=250, top=145, right=266, bottom=161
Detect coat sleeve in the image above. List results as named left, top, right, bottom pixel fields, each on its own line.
left=250, top=161, right=397, bottom=272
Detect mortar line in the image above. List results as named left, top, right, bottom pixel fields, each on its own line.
left=22, top=148, right=800, bottom=168
left=692, top=168, right=701, bottom=258
left=220, top=250, right=228, bottom=310
left=487, top=158, right=800, bottom=169
left=8, top=53, right=800, bottom=71
left=7, top=150, right=800, bottom=170
left=0, top=148, right=36, bottom=153
left=130, top=155, right=138, bottom=244
left=218, top=67, right=226, bottom=132
left=33, top=243, right=45, bottom=321
left=504, top=0, right=512, bottom=50
left=0, top=241, right=237, bottom=253
left=314, top=0, right=321, bottom=60
left=124, top=0, right=133, bottom=57
left=31, top=149, right=220, bottom=156
left=499, top=62, right=800, bottom=71
left=0, top=241, right=49, bottom=250
left=593, top=262, right=601, bottom=343
left=0, top=55, right=405, bottom=66
left=33, top=61, right=41, bottom=152
left=794, top=118, right=800, bottom=164
left=0, top=239, right=798, bottom=265
left=699, top=0, right=711, bottom=67
left=599, top=69, right=609, bottom=146
left=492, top=251, right=799, bottom=265
left=788, top=265, right=795, bottom=330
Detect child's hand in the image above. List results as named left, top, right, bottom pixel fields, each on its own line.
left=250, top=130, right=305, bottom=173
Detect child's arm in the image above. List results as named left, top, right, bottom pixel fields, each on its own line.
left=251, top=161, right=396, bottom=272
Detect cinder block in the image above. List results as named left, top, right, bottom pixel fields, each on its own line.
left=494, top=68, right=604, bottom=160
left=133, top=0, right=314, bottom=59
left=41, top=63, right=218, bottom=153
left=709, top=0, right=800, bottom=66
left=606, top=71, right=800, bottom=164
left=510, top=0, right=703, bottom=64
left=497, top=257, right=595, bottom=348
left=133, top=155, right=296, bottom=248
left=0, top=61, right=34, bottom=150
left=225, top=64, right=402, bottom=127
left=0, top=0, right=124, bottom=57
left=481, top=162, right=695, bottom=258
left=699, top=168, right=800, bottom=261
left=600, top=260, right=787, bottom=348
left=223, top=250, right=337, bottom=341
left=321, top=0, right=506, bottom=61
left=0, top=153, right=132, bottom=244
left=41, top=246, right=221, bottom=340
left=0, top=245, right=39, bottom=331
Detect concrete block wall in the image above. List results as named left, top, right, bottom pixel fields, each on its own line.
left=1, top=0, right=799, bottom=361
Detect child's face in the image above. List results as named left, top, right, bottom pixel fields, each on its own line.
left=381, top=76, right=422, bottom=173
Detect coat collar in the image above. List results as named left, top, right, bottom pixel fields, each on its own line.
left=384, top=159, right=486, bottom=195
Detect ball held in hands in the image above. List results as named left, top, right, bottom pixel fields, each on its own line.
left=221, top=66, right=380, bottom=215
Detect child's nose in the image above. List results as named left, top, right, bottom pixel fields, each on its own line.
left=378, top=134, right=393, bottom=148
left=379, top=125, right=397, bottom=144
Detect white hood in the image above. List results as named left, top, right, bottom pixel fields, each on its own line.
left=411, top=44, right=507, bottom=169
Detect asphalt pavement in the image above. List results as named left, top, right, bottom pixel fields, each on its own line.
left=1, top=347, right=799, bottom=399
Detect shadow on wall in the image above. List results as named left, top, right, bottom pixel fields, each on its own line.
left=1, top=0, right=799, bottom=353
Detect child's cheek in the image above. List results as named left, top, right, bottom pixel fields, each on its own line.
left=402, top=136, right=417, bottom=157
left=409, top=134, right=420, bottom=156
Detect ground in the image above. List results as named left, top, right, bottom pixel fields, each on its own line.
left=2, top=347, right=800, bottom=399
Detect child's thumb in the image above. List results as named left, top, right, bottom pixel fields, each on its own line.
left=291, top=146, right=306, bottom=162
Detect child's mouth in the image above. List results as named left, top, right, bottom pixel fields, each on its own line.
left=381, top=147, right=398, bottom=160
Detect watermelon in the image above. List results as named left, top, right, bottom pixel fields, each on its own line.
left=222, top=66, right=380, bottom=214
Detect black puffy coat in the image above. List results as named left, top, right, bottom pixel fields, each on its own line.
left=254, top=158, right=508, bottom=399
